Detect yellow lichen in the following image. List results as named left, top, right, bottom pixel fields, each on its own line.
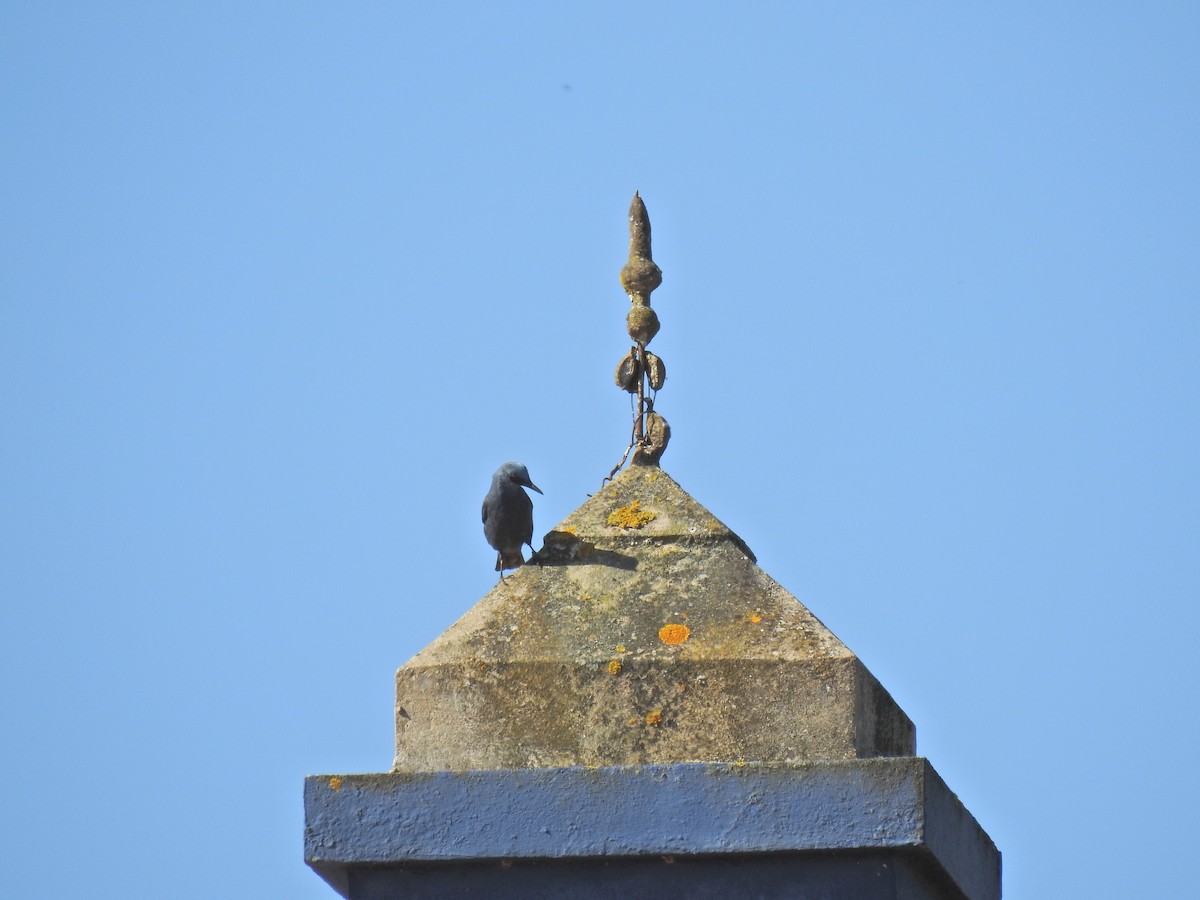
left=615, top=644, right=627, bottom=653
left=607, top=659, right=623, bottom=675
left=645, top=709, right=663, bottom=726
left=627, top=716, right=640, bottom=726
left=658, top=623, right=691, bottom=645
left=607, top=501, right=657, bottom=529
left=329, top=777, right=343, bottom=792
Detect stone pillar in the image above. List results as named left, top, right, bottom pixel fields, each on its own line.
left=305, top=465, right=1000, bottom=898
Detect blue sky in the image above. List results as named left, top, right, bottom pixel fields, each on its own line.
left=2, top=3, right=1197, bottom=897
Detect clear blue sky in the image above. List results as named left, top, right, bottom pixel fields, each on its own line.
left=2, top=3, right=1197, bottom=897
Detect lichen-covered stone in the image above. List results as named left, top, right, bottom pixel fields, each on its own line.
left=614, top=348, right=641, bottom=392
left=626, top=304, right=661, bottom=344
left=633, top=411, right=670, bottom=465
left=394, top=466, right=914, bottom=772
left=644, top=351, right=666, bottom=390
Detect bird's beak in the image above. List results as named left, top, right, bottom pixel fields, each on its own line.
left=525, top=480, right=543, bottom=495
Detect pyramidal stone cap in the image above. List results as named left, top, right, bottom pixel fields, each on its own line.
left=394, top=465, right=914, bottom=772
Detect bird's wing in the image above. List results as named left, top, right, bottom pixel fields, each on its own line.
left=481, top=500, right=488, bottom=524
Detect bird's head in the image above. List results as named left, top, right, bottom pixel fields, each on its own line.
left=498, top=461, right=542, bottom=494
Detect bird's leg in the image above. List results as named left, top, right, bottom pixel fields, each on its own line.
left=527, top=543, right=542, bottom=567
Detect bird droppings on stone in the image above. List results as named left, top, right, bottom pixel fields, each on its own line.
left=659, top=623, right=690, bottom=645
left=607, top=500, right=656, bottom=529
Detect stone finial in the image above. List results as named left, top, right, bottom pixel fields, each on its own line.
left=307, top=196, right=1002, bottom=900
left=618, top=191, right=662, bottom=302
left=610, top=193, right=670, bottom=477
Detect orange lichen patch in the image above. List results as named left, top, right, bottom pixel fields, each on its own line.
left=561, top=525, right=577, bottom=535
left=748, top=613, right=763, bottom=624
left=607, top=659, right=623, bottom=676
left=607, top=500, right=657, bottom=528
left=329, top=777, right=343, bottom=792
left=645, top=709, right=663, bottom=727
left=658, top=623, right=691, bottom=645
left=627, top=716, right=641, bottom=726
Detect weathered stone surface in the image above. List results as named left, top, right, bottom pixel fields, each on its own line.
left=393, top=466, right=914, bottom=772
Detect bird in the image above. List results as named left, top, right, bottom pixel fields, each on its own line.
left=482, top=461, right=543, bottom=574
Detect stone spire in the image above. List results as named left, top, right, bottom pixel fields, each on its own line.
left=390, top=196, right=912, bottom=771
left=392, top=465, right=913, bottom=771
left=307, top=196, right=999, bottom=900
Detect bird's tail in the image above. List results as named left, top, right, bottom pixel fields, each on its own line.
left=496, top=551, right=525, bottom=572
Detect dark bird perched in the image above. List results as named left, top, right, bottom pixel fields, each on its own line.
left=482, top=462, right=543, bottom=573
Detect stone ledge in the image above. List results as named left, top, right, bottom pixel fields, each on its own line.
left=305, top=758, right=999, bottom=900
